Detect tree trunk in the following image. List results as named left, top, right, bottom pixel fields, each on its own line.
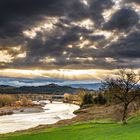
left=122, top=103, right=128, bottom=124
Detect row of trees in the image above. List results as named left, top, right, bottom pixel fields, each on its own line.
left=80, top=92, right=107, bottom=108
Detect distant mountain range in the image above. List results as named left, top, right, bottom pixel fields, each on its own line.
left=0, top=83, right=100, bottom=95
left=0, top=84, right=76, bottom=94
left=0, top=77, right=101, bottom=91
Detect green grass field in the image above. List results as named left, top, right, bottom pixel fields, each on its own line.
left=1, top=115, right=140, bottom=140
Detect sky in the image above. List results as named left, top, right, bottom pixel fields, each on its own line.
left=0, top=0, right=140, bottom=85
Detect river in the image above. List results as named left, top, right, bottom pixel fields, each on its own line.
left=0, top=101, right=79, bottom=134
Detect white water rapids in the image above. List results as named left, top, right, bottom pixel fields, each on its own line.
left=0, top=101, right=79, bottom=134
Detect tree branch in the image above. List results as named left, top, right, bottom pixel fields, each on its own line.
left=114, top=94, right=124, bottom=102
left=128, top=93, right=140, bottom=104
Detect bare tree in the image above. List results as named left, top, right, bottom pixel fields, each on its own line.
left=102, top=68, right=140, bottom=124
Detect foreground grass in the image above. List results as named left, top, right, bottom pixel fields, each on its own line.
left=1, top=116, right=140, bottom=140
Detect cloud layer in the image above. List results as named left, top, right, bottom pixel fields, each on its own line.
left=0, top=0, right=140, bottom=70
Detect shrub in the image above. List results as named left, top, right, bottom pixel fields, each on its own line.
left=20, top=97, right=33, bottom=106
left=94, top=94, right=107, bottom=105
left=80, top=93, right=94, bottom=107
left=73, top=109, right=87, bottom=114
left=0, top=95, right=16, bottom=107
left=80, top=104, right=94, bottom=109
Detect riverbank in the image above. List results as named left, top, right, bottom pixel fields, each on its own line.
left=0, top=103, right=43, bottom=117
left=0, top=101, right=79, bottom=134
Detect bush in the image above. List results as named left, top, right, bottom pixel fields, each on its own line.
left=73, top=109, right=87, bottom=114
left=94, top=94, right=107, bottom=105
left=80, top=93, right=94, bottom=107
left=0, top=95, right=16, bottom=107
left=80, top=104, right=94, bottom=109
left=20, top=97, right=33, bottom=106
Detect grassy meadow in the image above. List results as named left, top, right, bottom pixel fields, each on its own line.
left=1, top=114, right=140, bottom=140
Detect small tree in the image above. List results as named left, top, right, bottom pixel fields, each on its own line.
left=102, top=68, right=140, bottom=124
left=94, top=94, right=107, bottom=105
left=81, top=93, right=94, bottom=107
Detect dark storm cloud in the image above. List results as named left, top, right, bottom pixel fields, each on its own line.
left=68, top=0, right=114, bottom=24
left=0, top=37, right=24, bottom=48
left=0, top=0, right=114, bottom=38
left=85, top=35, right=105, bottom=41
left=0, top=0, right=140, bottom=70
left=23, top=23, right=106, bottom=67
left=125, top=0, right=140, bottom=4
left=67, top=1, right=89, bottom=20
left=89, top=0, right=114, bottom=26
left=0, top=0, right=83, bottom=37
left=26, top=27, right=80, bottom=58
left=103, top=8, right=139, bottom=31
left=105, top=31, right=140, bottom=58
